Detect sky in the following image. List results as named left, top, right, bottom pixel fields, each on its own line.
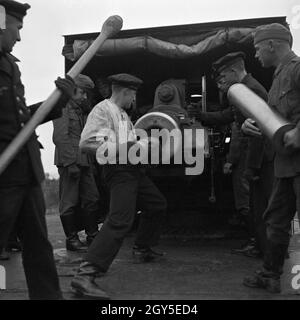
left=11, top=0, right=300, bottom=177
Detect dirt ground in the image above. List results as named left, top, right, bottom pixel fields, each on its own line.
left=1, top=214, right=300, bottom=300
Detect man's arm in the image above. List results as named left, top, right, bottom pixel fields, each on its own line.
left=52, top=107, right=78, bottom=167
left=283, top=61, right=300, bottom=149
left=198, top=107, right=234, bottom=126
left=292, top=61, right=300, bottom=129
left=30, top=95, right=70, bottom=123
left=80, top=105, right=115, bottom=156
left=30, top=76, right=75, bottom=123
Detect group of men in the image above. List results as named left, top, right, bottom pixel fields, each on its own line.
left=199, top=23, right=300, bottom=294
left=0, top=0, right=300, bottom=300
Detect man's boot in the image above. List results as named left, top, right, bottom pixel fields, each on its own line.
left=71, top=261, right=109, bottom=299
left=231, top=238, right=262, bottom=258
left=7, top=229, right=22, bottom=252
left=132, top=245, right=166, bottom=263
left=0, top=247, right=10, bottom=261
left=60, top=215, right=87, bottom=252
left=83, top=210, right=99, bottom=246
left=243, top=241, right=287, bottom=293
left=243, top=268, right=281, bottom=293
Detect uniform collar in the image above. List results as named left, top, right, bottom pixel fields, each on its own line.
left=274, top=51, right=297, bottom=77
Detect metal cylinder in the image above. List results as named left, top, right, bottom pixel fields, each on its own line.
left=227, top=83, right=295, bottom=154
left=134, top=111, right=181, bottom=161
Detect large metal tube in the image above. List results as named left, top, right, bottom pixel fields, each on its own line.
left=227, top=83, right=295, bottom=154
left=134, top=111, right=181, bottom=162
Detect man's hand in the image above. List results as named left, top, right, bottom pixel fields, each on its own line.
left=283, top=127, right=300, bottom=150
left=223, top=162, right=233, bottom=175
left=241, top=118, right=262, bottom=137
left=55, top=75, right=76, bottom=99
left=68, top=164, right=80, bottom=178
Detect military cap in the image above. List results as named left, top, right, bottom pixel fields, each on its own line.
left=254, top=23, right=292, bottom=46
left=108, top=73, right=143, bottom=90
left=74, top=74, right=95, bottom=90
left=212, top=51, right=246, bottom=77
left=0, top=0, right=30, bottom=21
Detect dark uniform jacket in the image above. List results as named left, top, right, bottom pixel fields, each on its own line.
left=0, top=53, right=66, bottom=186
left=268, top=51, right=300, bottom=178
left=53, top=100, right=90, bottom=167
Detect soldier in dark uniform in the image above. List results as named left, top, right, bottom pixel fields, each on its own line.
left=70, top=74, right=167, bottom=299
left=243, top=23, right=300, bottom=293
left=53, top=74, right=100, bottom=251
left=198, top=52, right=271, bottom=256
left=0, top=0, right=75, bottom=299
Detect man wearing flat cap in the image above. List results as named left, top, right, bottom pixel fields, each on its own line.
left=70, top=73, right=167, bottom=299
left=0, top=0, right=77, bottom=299
left=243, top=23, right=300, bottom=293
left=199, top=52, right=271, bottom=258
left=53, top=74, right=100, bottom=252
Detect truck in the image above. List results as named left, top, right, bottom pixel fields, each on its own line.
left=62, top=16, right=288, bottom=236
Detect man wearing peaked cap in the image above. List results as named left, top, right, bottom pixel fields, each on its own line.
left=243, top=22, right=300, bottom=293
left=199, top=51, right=271, bottom=259
left=108, top=73, right=143, bottom=91
left=212, top=51, right=246, bottom=78
left=70, top=73, right=166, bottom=299
left=74, top=74, right=95, bottom=90
left=0, top=0, right=78, bottom=300
left=0, top=0, right=30, bottom=21
left=53, top=74, right=100, bottom=253
left=254, top=23, right=293, bottom=47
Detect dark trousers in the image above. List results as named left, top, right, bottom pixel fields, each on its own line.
left=0, top=183, right=62, bottom=299
left=86, top=167, right=167, bottom=272
left=232, top=154, right=250, bottom=214
left=58, top=166, right=99, bottom=216
left=262, top=175, right=300, bottom=275
left=251, top=160, right=274, bottom=253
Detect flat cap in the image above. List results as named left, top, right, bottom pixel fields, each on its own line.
left=108, top=73, right=143, bottom=90
left=254, top=23, right=292, bottom=46
left=0, top=0, right=30, bottom=21
left=212, top=51, right=246, bottom=77
left=74, top=74, right=95, bottom=90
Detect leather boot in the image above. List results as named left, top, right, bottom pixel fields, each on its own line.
left=244, top=241, right=288, bottom=293
left=71, top=262, right=109, bottom=299
left=83, top=210, right=99, bottom=246
left=243, top=268, right=281, bottom=293
left=60, top=214, right=87, bottom=252
left=66, top=234, right=88, bottom=252
left=0, top=247, right=10, bottom=261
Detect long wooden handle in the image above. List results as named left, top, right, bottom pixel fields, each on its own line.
left=0, top=15, right=123, bottom=175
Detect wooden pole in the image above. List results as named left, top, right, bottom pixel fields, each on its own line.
left=0, top=15, right=123, bottom=175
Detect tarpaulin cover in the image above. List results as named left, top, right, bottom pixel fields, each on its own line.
left=63, top=27, right=255, bottom=61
